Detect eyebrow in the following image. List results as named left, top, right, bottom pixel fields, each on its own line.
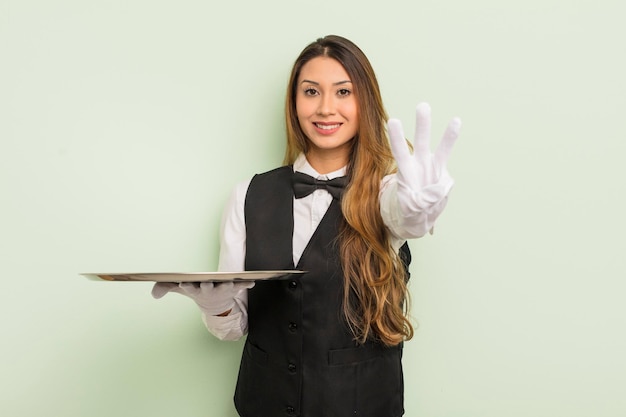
left=300, top=79, right=352, bottom=86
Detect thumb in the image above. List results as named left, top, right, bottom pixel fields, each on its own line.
left=233, top=280, right=256, bottom=291
left=151, top=282, right=180, bottom=299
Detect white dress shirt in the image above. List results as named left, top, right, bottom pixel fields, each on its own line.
left=203, top=153, right=447, bottom=340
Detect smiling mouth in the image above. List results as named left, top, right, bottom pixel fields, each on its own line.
left=314, top=123, right=341, bottom=130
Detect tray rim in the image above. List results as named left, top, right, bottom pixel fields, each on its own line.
left=80, top=270, right=307, bottom=282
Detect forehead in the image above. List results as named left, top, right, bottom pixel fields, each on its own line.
left=298, top=56, right=351, bottom=83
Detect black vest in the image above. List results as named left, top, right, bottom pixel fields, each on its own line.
left=234, top=166, right=408, bottom=417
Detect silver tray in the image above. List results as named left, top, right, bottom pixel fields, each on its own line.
left=81, top=270, right=306, bottom=283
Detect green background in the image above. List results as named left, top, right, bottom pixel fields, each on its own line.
left=2, top=0, right=625, bottom=416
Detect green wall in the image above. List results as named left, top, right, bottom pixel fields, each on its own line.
left=2, top=0, right=625, bottom=416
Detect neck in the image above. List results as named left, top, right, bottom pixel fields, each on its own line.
left=305, top=149, right=349, bottom=175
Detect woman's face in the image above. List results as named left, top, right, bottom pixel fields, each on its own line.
left=296, top=56, right=358, bottom=168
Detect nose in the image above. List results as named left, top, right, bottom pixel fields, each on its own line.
left=316, top=94, right=336, bottom=116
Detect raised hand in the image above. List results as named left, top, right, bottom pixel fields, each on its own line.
left=386, top=102, right=461, bottom=234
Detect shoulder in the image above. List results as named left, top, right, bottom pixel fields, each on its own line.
left=251, top=165, right=293, bottom=181
left=227, top=166, right=293, bottom=206
left=229, top=177, right=253, bottom=203
left=230, top=165, right=290, bottom=196
left=248, top=165, right=293, bottom=192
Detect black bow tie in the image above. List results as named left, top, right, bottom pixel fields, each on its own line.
left=292, top=172, right=347, bottom=200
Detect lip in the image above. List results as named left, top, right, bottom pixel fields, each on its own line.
left=312, top=122, right=342, bottom=135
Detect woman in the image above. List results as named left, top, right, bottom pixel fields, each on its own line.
left=153, top=35, right=461, bottom=417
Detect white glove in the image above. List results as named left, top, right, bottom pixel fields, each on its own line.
left=387, top=102, right=461, bottom=233
left=151, top=281, right=255, bottom=316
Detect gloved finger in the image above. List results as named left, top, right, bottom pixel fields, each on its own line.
left=388, top=119, right=420, bottom=183
left=179, top=282, right=204, bottom=298
left=208, top=281, right=235, bottom=297
left=413, top=102, right=432, bottom=156
left=151, top=282, right=180, bottom=299
left=233, top=280, right=255, bottom=290
left=434, top=117, right=461, bottom=168
left=387, top=118, right=411, bottom=166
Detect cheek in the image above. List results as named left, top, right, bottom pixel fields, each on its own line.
left=297, top=118, right=309, bottom=134
left=295, top=104, right=308, bottom=124
left=295, top=98, right=313, bottom=119
left=295, top=113, right=311, bottom=136
left=296, top=106, right=317, bottom=135
left=351, top=101, right=359, bottom=120
left=340, top=99, right=358, bottom=120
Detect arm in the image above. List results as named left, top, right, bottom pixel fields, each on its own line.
left=201, top=178, right=252, bottom=341
left=151, top=179, right=252, bottom=341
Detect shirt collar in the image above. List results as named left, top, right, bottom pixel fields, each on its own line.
left=293, top=153, right=347, bottom=180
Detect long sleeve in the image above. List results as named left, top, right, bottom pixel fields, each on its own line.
left=201, top=179, right=251, bottom=341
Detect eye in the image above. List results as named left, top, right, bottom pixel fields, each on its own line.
left=303, top=87, right=319, bottom=96
left=337, top=88, right=352, bottom=97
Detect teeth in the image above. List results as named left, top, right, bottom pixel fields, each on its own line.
left=315, top=123, right=340, bottom=130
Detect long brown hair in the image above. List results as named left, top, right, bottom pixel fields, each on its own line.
left=284, top=35, right=413, bottom=346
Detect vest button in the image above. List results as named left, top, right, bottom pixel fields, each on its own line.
left=286, top=406, right=295, bottom=414
left=288, top=363, right=297, bottom=373
left=288, top=322, right=298, bottom=332
left=288, top=280, right=298, bottom=290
